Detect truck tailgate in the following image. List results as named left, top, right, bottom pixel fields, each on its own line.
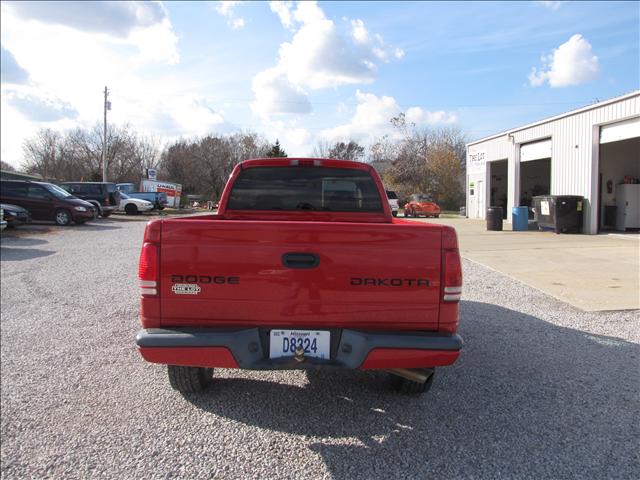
left=159, top=219, right=442, bottom=330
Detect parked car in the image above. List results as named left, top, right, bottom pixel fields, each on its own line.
left=0, top=207, right=5, bottom=231
left=386, top=190, right=399, bottom=217
left=118, top=192, right=154, bottom=215
left=0, top=180, right=95, bottom=226
left=60, top=182, right=120, bottom=217
left=0, top=203, right=32, bottom=227
left=403, top=194, right=441, bottom=218
left=126, top=192, right=168, bottom=210
left=135, top=158, right=463, bottom=397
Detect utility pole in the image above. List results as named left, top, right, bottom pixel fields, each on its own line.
left=102, top=86, right=110, bottom=182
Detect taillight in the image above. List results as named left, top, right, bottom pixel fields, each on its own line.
left=442, top=226, right=462, bottom=303
left=139, top=243, right=158, bottom=296
left=105, top=196, right=111, bottom=206
left=144, top=219, right=161, bottom=243
left=139, top=220, right=161, bottom=296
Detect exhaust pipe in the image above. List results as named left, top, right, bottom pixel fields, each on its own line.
left=385, top=368, right=433, bottom=384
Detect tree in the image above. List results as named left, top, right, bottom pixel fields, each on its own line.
left=312, top=139, right=331, bottom=158
left=21, top=124, right=161, bottom=183
left=266, top=139, right=287, bottom=158
left=382, top=122, right=467, bottom=209
left=1, top=160, right=16, bottom=172
left=368, top=135, right=397, bottom=176
left=158, top=132, right=270, bottom=201
left=22, top=129, right=64, bottom=180
left=327, top=141, right=365, bottom=162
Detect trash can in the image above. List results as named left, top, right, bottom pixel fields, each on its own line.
left=486, top=206, right=503, bottom=231
left=512, top=206, right=529, bottom=231
left=604, top=205, right=617, bottom=229
left=533, top=195, right=584, bottom=234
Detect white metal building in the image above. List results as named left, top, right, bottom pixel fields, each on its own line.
left=466, top=90, right=640, bottom=234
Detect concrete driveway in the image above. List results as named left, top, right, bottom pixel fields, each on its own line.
left=419, top=217, right=640, bottom=312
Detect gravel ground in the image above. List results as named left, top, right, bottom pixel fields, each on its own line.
left=1, top=219, right=639, bottom=479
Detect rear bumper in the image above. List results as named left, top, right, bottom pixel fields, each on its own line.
left=136, top=328, right=462, bottom=370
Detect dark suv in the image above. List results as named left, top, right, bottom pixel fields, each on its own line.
left=60, top=182, right=120, bottom=217
left=0, top=180, right=96, bottom=226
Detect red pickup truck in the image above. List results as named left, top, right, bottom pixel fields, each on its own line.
left=136, top=158, right=463, bottom=395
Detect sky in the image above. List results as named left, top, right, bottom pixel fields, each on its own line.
left=1, top=0, right=638, bottom=169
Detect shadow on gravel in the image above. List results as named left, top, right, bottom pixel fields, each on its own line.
left=1, top=224, right=54, bottom=236
left=0, top=246, right=55, bottom=261
left=71, top=224, right=122, bottom=231
left=0, top=236, right=49, bottom=247
left=183, top=300, right=639, bottom=479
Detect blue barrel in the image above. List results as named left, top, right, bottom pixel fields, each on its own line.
left=512, top=206, right=529, bottom=231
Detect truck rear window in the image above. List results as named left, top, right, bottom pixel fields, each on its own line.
left=227, top=167, right=383, bottom=212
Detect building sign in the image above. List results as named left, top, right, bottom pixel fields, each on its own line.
left=468, top=150, right=486, bottom=173
left=147, top=168, right=157, bottom=181
left=469, top=151, right=485, bottom=164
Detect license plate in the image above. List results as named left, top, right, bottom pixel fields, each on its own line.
left=269, top=330, right=330, bottom=360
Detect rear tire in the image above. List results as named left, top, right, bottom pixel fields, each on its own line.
left=54, top=209, right=72, bottom=226
left=124, top=203, right=138, bottom=215
left=434, top=214, right=440, bottom=218
left=390, top=369, right=434, bottom=395
left=167, top=365, right=213, bottom=393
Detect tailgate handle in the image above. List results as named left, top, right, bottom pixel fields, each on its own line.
left=282, top=252, right=320, bottom=269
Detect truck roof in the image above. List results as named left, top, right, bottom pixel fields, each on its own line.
left=239, top=158, right=373, bottom=172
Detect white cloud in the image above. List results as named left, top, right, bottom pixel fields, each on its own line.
left=253, top=1, right=404, bottom=117
left=148, top=96, right=226, bottom=137
left=319, top=90, right=457, bottom=144
left=230, top=18, right=245, bottom=29
left=351, top=19, right=369, bottom=44
left=535, top=1, right=563, bottom=11
left=528, top=34, right=599, bottom=87
left=2, top=1, right=179, bottom=65
left=0, top=45, right=29, bottom=84
left=251, top=68, right=312, bottom=117
left=4, top=88, right=78, bottom=122
left=214, top=1, right=246, bottom=29
left=292, top=1, right=325, bottom=25
left=5, top=1, right=169, bottom=37
left=269, top=1, right=294, bottom=29
left=405, top=106, right=457, bottom=124
left=261, top=119, right=311, bottom=157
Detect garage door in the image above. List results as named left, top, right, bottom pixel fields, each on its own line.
left=600, top=117, right=640, bottom=144
left=520, top=139, right=552, bottom=162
